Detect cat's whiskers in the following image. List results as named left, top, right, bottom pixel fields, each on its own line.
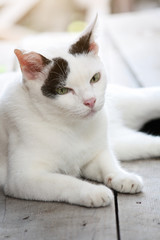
left=61, top=62, right=68, bottom=76
left=66, top=107, right=96, bottom=119
left=53, top=59, right=67, bottom=78
left=48, top=71, right=65, bottom=80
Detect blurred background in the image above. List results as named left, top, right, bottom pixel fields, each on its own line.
left=0, top=0, right=160, bottom=39
left=0, top=0, right=160, bottom=76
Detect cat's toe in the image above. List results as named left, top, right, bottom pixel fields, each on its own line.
left=105, top=172, right=143, bottom=194
left=80, top=185, right=113, bottom=208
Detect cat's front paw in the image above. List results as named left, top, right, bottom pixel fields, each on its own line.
left=80, top=185, right=113, bottom=208
left=105, top=171, right=143, bottom=194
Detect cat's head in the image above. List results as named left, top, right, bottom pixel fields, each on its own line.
left=15, top=16, right=107, bottom=120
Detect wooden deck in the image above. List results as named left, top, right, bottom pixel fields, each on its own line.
left=0, top=9, right=160, bottom=240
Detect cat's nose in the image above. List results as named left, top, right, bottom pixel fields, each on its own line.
left=83, top=97, right=96, bottom=108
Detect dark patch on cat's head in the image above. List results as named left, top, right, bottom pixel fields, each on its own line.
left=68, top=15, right=98, bottom=56
left=41, top=55, right=52, bottom=66
left=69, top=32, right=92, bottom=56
left=41, top=57, right=70, bottom=98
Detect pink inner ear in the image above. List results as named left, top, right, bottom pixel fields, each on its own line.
left=89, top=42, right=99, bottom=54
left=14, top=49, right=44, bottom=80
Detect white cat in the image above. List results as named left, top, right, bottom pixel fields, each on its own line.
left=0, top=17, right=159, bottom=207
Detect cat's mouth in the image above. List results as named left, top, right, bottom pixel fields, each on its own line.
left=84, top=109, right=97, bottom=118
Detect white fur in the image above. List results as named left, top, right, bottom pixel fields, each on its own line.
left=2, top=22, right=158, bottom=207
left=107, top=85, right=160, bottom=161
left=0, top=51, right=146, bottom=207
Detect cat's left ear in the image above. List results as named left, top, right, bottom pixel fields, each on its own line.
left=69, top=15, right=98, bottom=56
left=14, top=49, right=51, bottom=81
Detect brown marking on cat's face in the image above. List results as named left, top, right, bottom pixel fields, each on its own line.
left=69, top=32, right=92, bottom=56
left=41, top=55, right=51, bottom=66
left=41, top=57, right=70, bottom=98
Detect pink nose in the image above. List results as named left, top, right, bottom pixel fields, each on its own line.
left=83, top=97, right=96, bottom=108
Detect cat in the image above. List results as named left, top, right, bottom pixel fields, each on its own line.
left=1, top=16, right=159, bottom=208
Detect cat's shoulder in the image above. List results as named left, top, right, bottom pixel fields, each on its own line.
left=0, top=72, right=22, bottom=95
left=0, top=72, right=27, bottom=110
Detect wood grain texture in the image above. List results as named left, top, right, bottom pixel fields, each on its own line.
left=0, top=191, right=117, bottom=240
left=105, top=9, right=160, bottom=87
left=106, top=11, right=160, bottom=239
left=1, top=9, right=160, bottom=240
left=118, top=160, right=160, bottom=240
left=100, top=29, right=138, bottom=88
left=0, top=188, right=6, bottom=224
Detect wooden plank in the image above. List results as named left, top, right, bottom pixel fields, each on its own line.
left=0, top=190, right=117, bottom=240
left=103, top=10, right=160, bottom=240
left=105, top=9, right=160, bottom=87
left=99, top=29, right=138, bottom=88
left=0, top=188, right=6, bottom=224
left=118, top=160, right=160, bottom=240
left=103, top=11, right=160, bottom=239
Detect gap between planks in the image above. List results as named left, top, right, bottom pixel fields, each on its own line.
left=0, top=187, right=118, bottom=240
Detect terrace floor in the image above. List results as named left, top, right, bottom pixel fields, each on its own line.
left=0, top=9, right=160, bottom=240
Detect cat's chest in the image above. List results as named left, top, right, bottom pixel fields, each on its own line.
left=37, top=118, right=106, bottom=175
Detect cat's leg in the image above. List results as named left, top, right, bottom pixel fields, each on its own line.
left=111, top=127, right=160, bottom=161
left=108, top=86, right=160, bottom=130
left=81, top=148, right=143, bottom=194
left=4, top=151, right=113, bottom=208
left=5, top=172, right=113, bottom=208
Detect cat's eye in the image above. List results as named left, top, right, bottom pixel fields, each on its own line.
left=90, top=72, right=101, bottom=84
left=56, top=87, right=70, bottom=95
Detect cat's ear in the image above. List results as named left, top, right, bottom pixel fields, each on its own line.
left=14, top=49, right=51, bottom=81
left=69, top=15, right=98, bottom=56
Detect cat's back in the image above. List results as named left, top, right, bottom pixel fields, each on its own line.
left=0, top=72, right=23, bottom=105
left=0, top=72, right=30, bottom=139
left=0, top=72, right=23, bottom=183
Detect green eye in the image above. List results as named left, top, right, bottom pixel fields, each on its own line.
left=56, top=87, right=69, bottom=95
left=90, top=72, right=101, bottom=83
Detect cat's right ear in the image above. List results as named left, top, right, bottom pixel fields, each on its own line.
left=14, top=49, right=51, bottom=81
left=69, top=15, right=99, bottom=56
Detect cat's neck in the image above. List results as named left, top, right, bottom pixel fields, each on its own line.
left=29, top=95, right=105, bottom=131
left=35, top=101, right=104, bottom=129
